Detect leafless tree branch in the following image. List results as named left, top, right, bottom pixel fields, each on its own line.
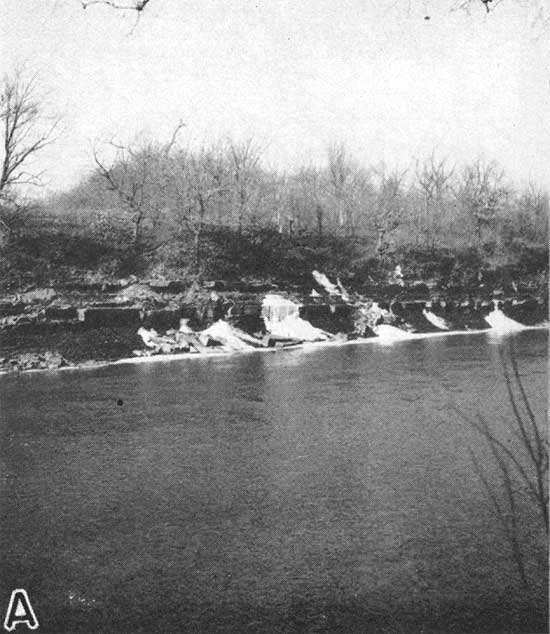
left=0, top=70, right=60, bottom=199
left=458, top=344, right=548, bottom=588
left=80, top=0, right=152, bottom=11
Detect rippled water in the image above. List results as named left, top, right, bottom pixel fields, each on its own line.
left=0, top=330, right=547, bottom=633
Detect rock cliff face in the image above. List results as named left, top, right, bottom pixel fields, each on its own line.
left=0, top=275, right=547, bottom=372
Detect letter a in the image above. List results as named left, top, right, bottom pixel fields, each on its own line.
left=3, top=590, right=39, bottom=631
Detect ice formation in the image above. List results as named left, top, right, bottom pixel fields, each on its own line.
left=262, top=294, right=330, bottom=342
left=373, top=324, right=416, bottom=341
left=312, top=270, right=340, bottom=296
left=201, top=320, right=261, bottom=351
left=484, top=308, right=526, bottom=333
left=422, top=309, right=450, bottom=330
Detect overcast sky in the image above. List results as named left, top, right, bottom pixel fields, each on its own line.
left=1, top=0, right=549, bottom=194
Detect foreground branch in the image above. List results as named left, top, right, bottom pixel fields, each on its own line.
left=460, top=343, right=548, bottom=588
left=80, top=0, right=152, bottom=11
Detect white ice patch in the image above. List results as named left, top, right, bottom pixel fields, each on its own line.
left=137, top=327, right=159, bottom=348
left=268, top=316, right=330, bottom=342
left=312, top=271, right=340, bottom=296
left=336, top=278, right=351, bottom=302
left=422, top=309, right=450, bottom=330
left=374, top=324, right=416, bottom=341
left=262, top=294, right=300, bottom=325
left=201, top=320, right=257, bottom=351
left=484, top=309, right=526, bottom=333
left=262, top=294, right=329, bottom=341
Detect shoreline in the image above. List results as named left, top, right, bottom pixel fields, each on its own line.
left=1, top=322, right=547, bottom=378
left=1, top=274, right=547, bottom=375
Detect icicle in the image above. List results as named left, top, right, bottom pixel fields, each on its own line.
left=261, top=294, right=300, bottom=325
left=261, top=294, right=329, bottom=342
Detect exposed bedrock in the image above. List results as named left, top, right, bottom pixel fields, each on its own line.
left=390, top=302, right=441, bottom=333
left=425, top=301, right=490, bottom=331
left=385, top=298, right=545, bottom=332
left=0, top=321, right=142, bottom=368
left=299, top=302, right=357, bottom=334
left=501, top=298, right=548, bottom=326
left=228, top=313, right=266, bottom=336
left=225, top=300, right=266, bottom=336
left=0, top=301, right=26, bottom=317
left=0, top=271, right=547, bottom=373
left=142, top=301, right=268, bottom=336
left=83, top=307, right=144, bottom=327
left=44, top=305, right=79, bottom=321
left=142, top=307, right=189, bottom=332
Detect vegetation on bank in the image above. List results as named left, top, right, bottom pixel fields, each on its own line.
left=0, top=71, right=547, bottom=293
left=1, top=219, right=548, bottom=296
left=0, top=138, right=548, bottom=293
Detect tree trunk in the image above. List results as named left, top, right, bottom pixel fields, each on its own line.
left=316, top=204, right=323, bottom=241
left=193, top=227, right=201, bottom=271
left=425, top=197, right=431, bottom=249
left=194, top=194, right=206, bottom=271
left=376, top=227, right=386, bottom=259
left=133, top=210, right=143, bottom=252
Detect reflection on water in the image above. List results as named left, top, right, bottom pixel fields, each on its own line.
left=0, top=330, right=547, bottom=633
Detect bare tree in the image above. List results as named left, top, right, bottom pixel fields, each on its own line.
left=415, top=152, right=455, bottom=248
left=326, top=142, right=357, bottom=233
left=0, top=70, right=59, bottom=201
left=280, top=166, right=325, bottom=237
left=168, top=145, right=228, bottom=270
left=227, top=138, right=262, bottom=235
left=459, top=159, right=508, bottom=246
left=371, top=164, right=407, bottom=260
left=516, top=182, right=549, bottom=243
left=93, top=137, right=169, bottom=251
left=300, top=167, right=325, bottom=239
left=266, top=171, right=289, bottom=234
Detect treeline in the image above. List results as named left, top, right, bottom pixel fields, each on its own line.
left=1, top=137, right=548, bottom=288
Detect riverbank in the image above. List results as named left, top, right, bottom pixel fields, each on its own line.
left=0, top=272, right=547, bottom=373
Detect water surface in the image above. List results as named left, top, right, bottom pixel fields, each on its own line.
left=0, top=330, right=547, bottom=633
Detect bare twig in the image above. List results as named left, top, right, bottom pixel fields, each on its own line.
left=164, top=121, right=186, bottom=156
left=80, top=0, right=152, bottom=11
left=459, top=343, right=548, bottom=588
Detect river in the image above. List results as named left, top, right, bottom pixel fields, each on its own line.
left=0, top=329, right=547, bottom=633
